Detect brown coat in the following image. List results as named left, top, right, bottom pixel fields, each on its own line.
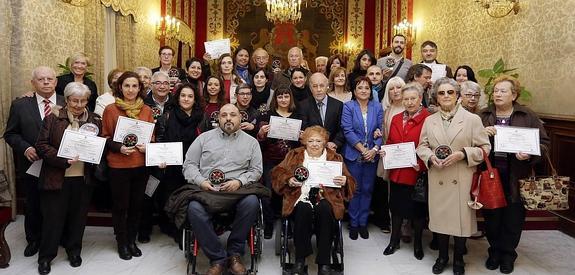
left=271, top=147, right=356, bottom=220
left=478, top=103, right=550, bottom=203
left=35, top=106, right=102, bottom=190
left=416, top=106, right=491, bottom=237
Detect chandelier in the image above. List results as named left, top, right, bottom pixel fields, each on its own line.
left=393, top=18, right=417, bottom=45
left=475, top=0, right=520, bottom=18
left=155, top=15, right=181, bottom=40
left=265, top=0, right=304, bottom=24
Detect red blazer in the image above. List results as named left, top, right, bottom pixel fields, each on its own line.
left=386, top=108, right=430, bottom=186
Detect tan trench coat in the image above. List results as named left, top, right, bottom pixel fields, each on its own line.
left=416, top=106, right=490, bottom=237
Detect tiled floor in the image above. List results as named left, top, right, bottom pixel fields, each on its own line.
left=3, top=215, right=575, bottom=275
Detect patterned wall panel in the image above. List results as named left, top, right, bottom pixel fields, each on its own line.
left=207, top=0, right=225, bottom=40
left=347, top=0, right=365, bottom=49
left=414, top=0, right=575, bottom=116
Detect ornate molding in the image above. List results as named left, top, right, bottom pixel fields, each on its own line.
left=225, top=0, right=255, bottom=50
left=100, top=0, right=142, bottom=22
left=207, top=0, right=224, bottom=41
left=347, top=0, right=365, bottom=47
left=60, top=0, right=90, bottom=6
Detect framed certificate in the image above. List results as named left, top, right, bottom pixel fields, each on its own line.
left=494, top=126, right=541, bottom=156
left=306, top=160, right=343, bottom=188
left=112, top=116, right=155, bottom=145
left=57, top=129, right=107, bottom=164
left=267, top=116, right=302, bottom=141
left=204, top=38, right=231, bottom=59
left=145, top=142, right=183, bottom=166
left=382, top=142, right=418, bottom=169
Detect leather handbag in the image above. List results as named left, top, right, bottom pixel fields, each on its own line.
left=469, top=149, right=507, bottom=209
left=412, top=171, right=428, bottom=203
left=519, top=153, right=570, bottom=211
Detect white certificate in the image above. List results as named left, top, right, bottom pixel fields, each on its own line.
left=306, top=160, right=343, bottom=188
left=112, top=116, right=154, bottom=145
left=57, top=129, right=107, bottom=164
left=422, top=63, right=447, bottom=81
left=145, top=175, right=160, bottom=197
left=145, top=142, right=183, bottom=166
left=382, top=142, right=418, bottom=169
left=267, top=116, right=302, bottom=141
left=494, top=126, right=541, bottom=156
left=26, top=160, right=43, bottom=177
left=204, top=38, right=231, bottom=59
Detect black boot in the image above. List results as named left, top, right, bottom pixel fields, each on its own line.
left=117, top=244, right=132, bottom=260
left=453, top=260, right=465, bottom=275
left=432, top=257, right=448, bottom=274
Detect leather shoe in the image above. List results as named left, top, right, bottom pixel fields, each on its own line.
left=349, top=227, right=358, bottom=240
left=68, top=255, right=82, bottom=267
left=318, top=264, right=333, bottom=275
left=38, top=261, right=51, bottom=275
left=137, top=234, right=150, bottom=243
left=24, top=241, right=40, bottom=257
left=485, top=256, right=499, bottom=270
left=128, top=243, right=142, bottom=257
left=499, top=260, right=514, bottom=274
left=206, top=263, right=225, bottom=275
left=453, top=260, right=465, bottom=275
left=228, top=255, right=247, bottom=275
left=292, top=260, right=307, bottom=275
left=383, top=243, right=400, bottom=255
left=432, top=257, right=449, bottom=274
left=117, top=245, right=132, bottom=260
left=359, top=226, right=369, bottom=239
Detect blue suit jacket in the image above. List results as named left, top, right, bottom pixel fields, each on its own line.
left=341, top=99, right=384, bottom=162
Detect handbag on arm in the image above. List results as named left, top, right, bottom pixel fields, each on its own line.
left=519, top=152, right=570, bottom=211
left=468, top=149, right=507, bottom=209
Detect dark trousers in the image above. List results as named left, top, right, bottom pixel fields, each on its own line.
left=187, top=195, right=259, bottom=264
left=262, top=161, right=282, bottom=226
left=140, top=175, right=183, bottom=237
left=109, top=167, right=148, bottom=244
left=370, top=177, right=390, bottom=227
left=292, top=200, right=335, bottom=265
left=38, top=177, right=93, bottom=262
left=139, top=195, right=156, bottom=237
left=23, top=175, right=42, bottom=243
left=436, top=233, right=466, bottom=262
left=482, top=202, right=526, bottom=263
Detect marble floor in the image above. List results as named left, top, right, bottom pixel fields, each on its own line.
left=3, top=215, right=575, bottom=275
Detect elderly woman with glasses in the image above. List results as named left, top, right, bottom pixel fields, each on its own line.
left=416, top=77, right=490, bottom=275
left=460, top=81, right=484, bottom=114
left=35, top=82, right=102, bottom=274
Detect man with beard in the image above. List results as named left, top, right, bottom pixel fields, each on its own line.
left=182, top=104, right=265, bottom=275
left=377, top=34, right=413, bottom=82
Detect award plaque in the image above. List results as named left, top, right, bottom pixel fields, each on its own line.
left=385, top=58, right=396, bottom=68
left=240, top=110, right=249, bottom=123
left=434, top=145, right=452, bottom=160
left=79, top=123, right=99, bottom=136
left=209, top=169, right=226, bottom=185
left=151, top=106, right=162, bottom=120
left=293, top=166, right=309, bottom=182
left=272, top=59, right=281, bottom=71
left=123, top=133, right=138, bottom=147
left=168, top=68, right=180, bottom=78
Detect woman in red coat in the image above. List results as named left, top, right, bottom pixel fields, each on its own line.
left=380, top=82, right=430, bottom=260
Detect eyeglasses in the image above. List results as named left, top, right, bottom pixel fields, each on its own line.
left=237, top=92, right=252, bottom=97
left=437, top=90, right=456, bottom=96
left=462, top=93, right=480, bottom=99
left=67, top=99, right=88, bottom=105
left=153, top=81, right=170, bottom=86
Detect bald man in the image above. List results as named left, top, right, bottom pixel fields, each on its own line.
left=300, top=73, right=344, bottom=151
left=271, top=47, right=310, bottom=91
left=4, top=66, right=66, bottom=257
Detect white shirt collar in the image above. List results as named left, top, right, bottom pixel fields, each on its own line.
left=36, top=92, right=57, bottom=105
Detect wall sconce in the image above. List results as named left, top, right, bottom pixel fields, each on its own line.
left=393, top=18, right=417, bottom=46
left=475, top=0, right=520, bottom=18
left=155, top=15, right=181, bottom=41
left=341, top=41, right=361, bottom=59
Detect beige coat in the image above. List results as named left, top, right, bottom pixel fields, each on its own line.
left=416, top=106, right=490, bottom=237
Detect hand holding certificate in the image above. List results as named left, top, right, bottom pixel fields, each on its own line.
left=494, top=126, right=541, bottom=156
left=112, top=116, right=155, bottom=146
left=381, top=142, right=417, bottom=169
left=306, top=161, right=343, bottom=188
left=145, top=142, right=183, bottom=166
left=57, top=129, right=107, bottom=164
left=267, top=116, right=302, bottom=141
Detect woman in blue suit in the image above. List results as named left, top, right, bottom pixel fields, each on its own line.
left=341, top=76, right=384, bottom=240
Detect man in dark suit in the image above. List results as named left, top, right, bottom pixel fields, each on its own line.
left=4, top=66, right=65, bottom=257
left=301, top=73, right=344, bottom=151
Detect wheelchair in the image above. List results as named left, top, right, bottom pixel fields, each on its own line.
left=182, top=200, right=264, bottom=275
left=274, top=204, right=345, bottom=275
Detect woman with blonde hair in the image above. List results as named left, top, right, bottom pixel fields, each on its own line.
left=56, top=52, right=98, bottom=111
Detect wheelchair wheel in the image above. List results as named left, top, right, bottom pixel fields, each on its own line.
left=183, top=228, right=198, bottom=275
left=274, top=219, right=282, bottom=255
left=330, top=220, right=344, bottom=274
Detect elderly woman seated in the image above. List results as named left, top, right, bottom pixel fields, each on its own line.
left=272, top=126, right=356, bottom=275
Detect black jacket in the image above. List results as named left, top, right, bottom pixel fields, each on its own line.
left=300, top=96, right=345, bottom=149
left=55, top=73, right=98, bottom=111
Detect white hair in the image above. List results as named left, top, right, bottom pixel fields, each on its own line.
left=63, top=82, right=91, bottom=98
left=151, top=71, right=169, bottom=82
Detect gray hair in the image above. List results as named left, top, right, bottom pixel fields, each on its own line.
left=134, top=67, right=152, bottom=78
left=235, top=83, right=252, bottom=94
left=432, top=77, right=460, bottom=100
left=31, top=66, right=56, bottom=79
left=63, top=82, right=91, bottom=99
left=401, top=82, right=424, bottom=96
left=151, top=71, right=169, bottom=82
left=382, top=76, right=406, bottom=108
left=460, top=81, right=483, bottom=95
left=315, top=56, right=328, bottom=63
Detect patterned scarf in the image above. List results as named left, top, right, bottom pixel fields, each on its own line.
left=115, top=97, right=144, bottom=119
left=66, top=108, right=88, bottom=130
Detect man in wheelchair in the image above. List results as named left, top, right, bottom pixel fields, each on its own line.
left=179, top=104, right=269, bottom=275
left=272, top=126, right=356, bottom=275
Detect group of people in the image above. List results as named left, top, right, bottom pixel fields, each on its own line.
left=3, top=34, right=549, bottom=275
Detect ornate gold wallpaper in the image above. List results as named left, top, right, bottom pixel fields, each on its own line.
left=413, top=0, right=575, bottom=116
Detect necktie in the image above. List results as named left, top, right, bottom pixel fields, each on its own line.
left=43, top=99, right=52, bottom=119
left=317, top=101, right=325, bottom=125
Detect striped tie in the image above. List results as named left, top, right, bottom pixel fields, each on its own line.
left=43, top=99, right=51, bottom=118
